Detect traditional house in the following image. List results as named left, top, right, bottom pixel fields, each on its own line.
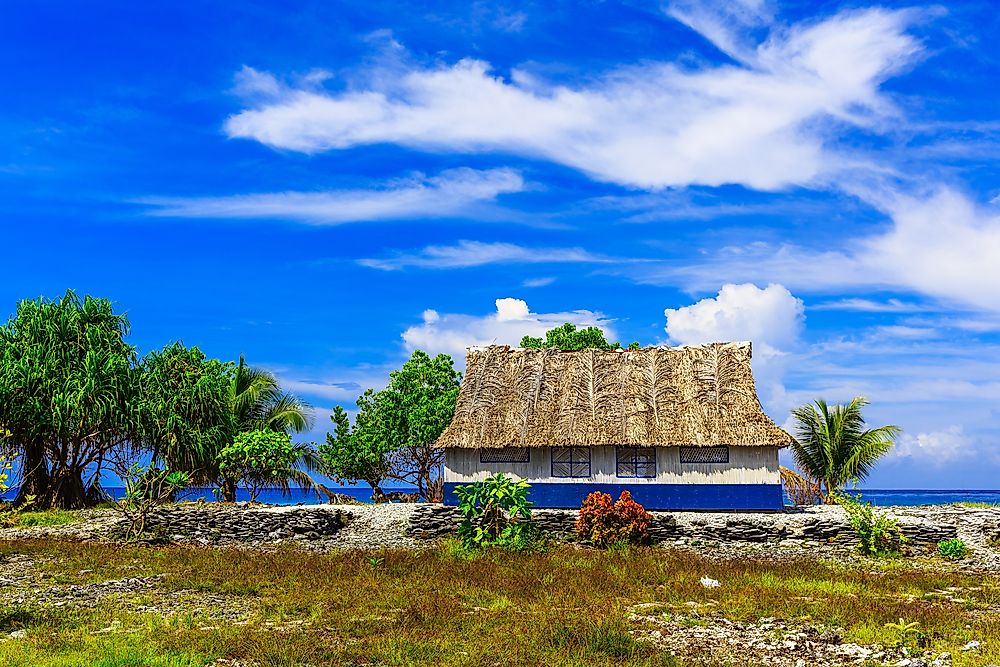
left=437, top=342, right=792, bottom=511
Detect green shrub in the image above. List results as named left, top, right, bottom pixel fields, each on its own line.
left=937, top=538, right=969, bottom=560
left=454, top=473, right=544, bottom=552
left=576, top=490, right=651, bottom=547
left=835, top=492, right=905, bottom=557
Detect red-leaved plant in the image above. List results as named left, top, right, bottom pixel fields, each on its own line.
left=575, top=490, right=651, bottom=547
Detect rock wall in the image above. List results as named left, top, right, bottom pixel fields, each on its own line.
left=406, top=505, right=960, bottom=546
left=135, top=505, right=350, bottom=545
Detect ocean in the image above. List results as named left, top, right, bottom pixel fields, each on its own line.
left=6, top=487, right=996, bottom=507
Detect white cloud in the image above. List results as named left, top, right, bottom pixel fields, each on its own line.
left=664, top=283, right=805, bottom=407
left=893, top=425, right=969, bottom=465
left=402, top=298, right=616, bottom=362
left=522, top=276, right=556, bottom=288
left=664, top=283, right=804, bottom=353
left=644, top=189, right=1000, bottom=315
left=358, top=240, right=612, bottom=270
left=140, top=168, right=524, bottom=224
left=810, top=298, right=934, bottom=313
left=224, top=8, right=920, bottom=191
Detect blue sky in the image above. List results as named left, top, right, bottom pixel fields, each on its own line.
left=3, top=1, right=999, bottom=488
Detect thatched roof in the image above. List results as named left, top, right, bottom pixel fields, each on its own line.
left=438, top=342, right=792, bottom=449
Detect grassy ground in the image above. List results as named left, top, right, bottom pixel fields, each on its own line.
left=5, top=509, right=82, bottom=528
left=0, top=539, right=997, bottom=666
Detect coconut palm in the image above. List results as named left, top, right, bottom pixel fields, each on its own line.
left=790, top=396, right=899, bottom=504
left=230, top=356, right=312, bottom=434
left=220, top=356, right=317, bottom=501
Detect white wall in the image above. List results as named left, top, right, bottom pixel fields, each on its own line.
left=444, top=446, right=779, bottom=485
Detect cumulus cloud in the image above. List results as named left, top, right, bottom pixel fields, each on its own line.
left=664, top=283, right=805, bottom=408
left=140, top=168, right=524, bottom=224
left=664, top=283, right=804, bottom=353
left=358, top=240, right=613, bottom=270
left=893, top=425, right=969, bottom=465
left=402, top=298, right=616, bottom=361
left=224, top=8, right=920, bottom=191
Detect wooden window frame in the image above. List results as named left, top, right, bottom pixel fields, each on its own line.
left=551, top=446, right=591, bottom=478
left=616, top=447, right=656, bottom=478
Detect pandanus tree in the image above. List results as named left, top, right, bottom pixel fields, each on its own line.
left=0, top=291, right=137, bottom=509
left=139, top=342, right=234, bottom=487
left=790, top=397, right=899, bottom=504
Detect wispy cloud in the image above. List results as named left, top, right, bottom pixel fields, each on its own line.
left=358, top=240, right=614, bottom=270
left=140, top=168, right=524, bottom=224
left=810, top=298, right=935, bottom=313
left=629, top=189, right=1000, bottom=314
left=224, top=8, right=921, bottom=191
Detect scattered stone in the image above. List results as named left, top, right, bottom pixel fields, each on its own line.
left=700, top=576, right=721, bottom=588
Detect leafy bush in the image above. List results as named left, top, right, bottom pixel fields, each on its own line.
left=218, top=430, right=299, bottom=502
left=576, top=490, right=651, bottom=547
left=835, top=492, right=905, bottom=557
left=937, top=538, right=969, bottom=560
left=113, top=464, right=192, bottom=539
left=454, top=473, right=542, bottom=552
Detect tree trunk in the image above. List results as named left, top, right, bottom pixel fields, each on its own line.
left=369, top=480, right=385, bottom=503
left=221, top=478, right=238, bottom=503
left=14, top=440, right=49, bottom=506
left=46, top=467, right=87, bottom=509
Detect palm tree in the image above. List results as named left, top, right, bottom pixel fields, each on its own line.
left=221, top=356, right=316, bottom=501
left=790, top=397, right=899, bottom=504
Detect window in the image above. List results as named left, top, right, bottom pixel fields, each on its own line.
left=616, top=447, right=656, bottom=478
left=480, top=448, right=530, bottom=464
left=679, top=446, right=729, bottom=464
left=551, top=446, right=591, bottom=478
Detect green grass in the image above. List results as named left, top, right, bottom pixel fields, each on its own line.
left=8, top=510, right=82, bottom=528
left=954, top=501, right=1000, bottom=508
left=0, top=538, right=997, bottom=666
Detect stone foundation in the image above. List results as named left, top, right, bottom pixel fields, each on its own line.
left=407, top=504, right=963, bottom=546
left=135, top=505, right=350, bottom=544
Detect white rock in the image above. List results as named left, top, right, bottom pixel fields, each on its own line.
left=700, top=576, right=721, bottom=588
left=8, top=630, right=26, bottom=639
left=962, top=641, right=981, bottom=652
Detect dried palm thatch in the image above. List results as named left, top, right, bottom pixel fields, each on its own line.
left=439, top=342, right=792, bottom=449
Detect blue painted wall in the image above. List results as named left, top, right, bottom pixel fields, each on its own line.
left=443, top=482, right=784, bottom=511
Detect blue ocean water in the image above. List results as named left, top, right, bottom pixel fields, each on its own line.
left=5, top=487, right=1000, bottom=507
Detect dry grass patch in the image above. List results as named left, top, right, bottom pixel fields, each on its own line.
left=0, top=539, right=997, bottom=665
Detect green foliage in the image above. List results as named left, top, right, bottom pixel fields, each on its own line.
left=0, top=290, right=137, bottom=509
left=111, top=464, right=191, bottom=539
left=139, top=342, right=234, bottom=484
left=230, top=355, right=312, bottom=435
left=519, top=322, right=637, bottom=351
left=321, top=350, right=459, bottom=501
left=454, top=473, right=542, bottom=551
left=937, top=538, right=969, bottom=560
left=791, top=397, right=899, bottom=503
left=0, top=455, right=35, bottom=526
left=217, top=430, right=300, bottom=502
left=835, top=492, right=905, bottom=557
left=576, top=490, right=651, bottom=547
left=883, top=618, right=924, bottom=652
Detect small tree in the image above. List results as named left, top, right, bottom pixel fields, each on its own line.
left=520, top=322, right=637, bottom=351
left=320, top=350, right=460, bottom=502
left=790, top=397, right=899, bottom=504
left=109, top=457, right=192, bottom=540
left=321, top=401, right=394, bottom=500
left=217, top=430, right=307, bottom=503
